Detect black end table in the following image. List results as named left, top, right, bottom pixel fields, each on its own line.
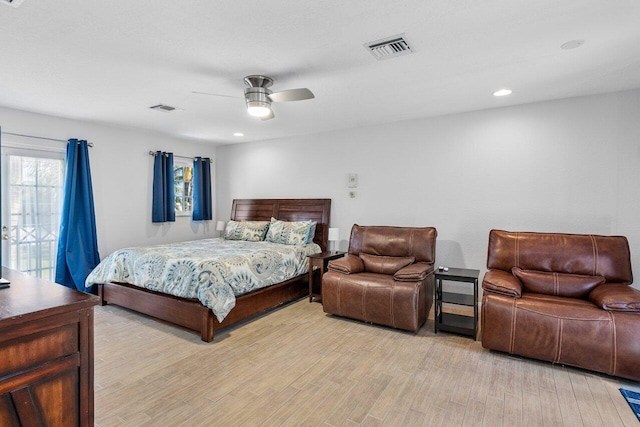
left=434, top=267, right=480, bottom=340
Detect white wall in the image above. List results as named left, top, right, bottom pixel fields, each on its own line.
left=0, top=107, right=218, bottom=258
left=216, top=89, right=640, bottom=289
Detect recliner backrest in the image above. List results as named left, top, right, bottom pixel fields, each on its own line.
left=347, top=225, right=437, bottom=264
left=486, top=229, right=633, bottom=284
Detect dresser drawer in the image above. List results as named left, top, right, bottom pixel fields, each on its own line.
left=0, top=311, right=79, bottom=378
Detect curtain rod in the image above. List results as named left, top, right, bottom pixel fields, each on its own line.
left=3, top=132, right=94, bottom=147
left=149, top=151, right=207, bottom=161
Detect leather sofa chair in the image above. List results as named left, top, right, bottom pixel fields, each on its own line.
left=322, top=225, right=437, bottom=332
left=482, top=230, right=640, bottom=381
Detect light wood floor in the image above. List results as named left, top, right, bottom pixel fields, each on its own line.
left=94, top=300, right=639, bottom=426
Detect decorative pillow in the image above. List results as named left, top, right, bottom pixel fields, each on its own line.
left=359, top=253, right=415, bottom=275
left=512, top=267, right=605, bottom=298
left=265, top=218, right=315, bottom=246
left=223, top=220, right=270, bottom=241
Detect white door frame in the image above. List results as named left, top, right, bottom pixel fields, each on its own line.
left=1, top=139, right=65, bottom=279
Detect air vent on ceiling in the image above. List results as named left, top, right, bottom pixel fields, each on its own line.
left=149, top=104, right=177, bottom=112
left=1, top=0, right=25, bottom=8
left=365, top=34, right=415, bottom=60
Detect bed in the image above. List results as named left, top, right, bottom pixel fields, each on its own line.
left=94, top=198, right=331, bottom=342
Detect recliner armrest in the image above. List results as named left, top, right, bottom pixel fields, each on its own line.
left=482, top=270, right=522, bottom=297
left=394, top=262, right=433, bottom=282
left=589, top=283, right=640, bottom=312
left=327, top=254, right=364, bottom=274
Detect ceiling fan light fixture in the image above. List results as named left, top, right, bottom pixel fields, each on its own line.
left=247, top=102, right=272, bottom=117
left=245, top=85, right=273, bottom=118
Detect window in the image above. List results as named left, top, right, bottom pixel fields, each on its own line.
left=173, top=160, right=193, bottom=216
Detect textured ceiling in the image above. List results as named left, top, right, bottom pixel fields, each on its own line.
left=1, top=0, right=639, bottom=145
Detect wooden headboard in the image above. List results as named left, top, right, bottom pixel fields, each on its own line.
left=230, top=199, right=331, bottom=252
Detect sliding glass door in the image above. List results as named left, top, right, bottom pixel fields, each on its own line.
left=1, top=146, right=65, bottom=280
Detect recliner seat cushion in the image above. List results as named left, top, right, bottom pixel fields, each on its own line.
left=482, top=293, right=619, bottom=377
left=322, top=271, right=428, bottom=332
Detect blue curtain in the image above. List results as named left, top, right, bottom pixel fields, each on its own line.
left=55, top=139, right=100, bottom=292
left=152, top=151, right=175, bottom=222
left=192, top=157, right=212, bottom=221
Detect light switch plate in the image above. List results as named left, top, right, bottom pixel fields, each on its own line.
left=347, top=173, right=358, bottom=188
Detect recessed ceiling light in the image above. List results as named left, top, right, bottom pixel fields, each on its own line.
left=233, top=132, right=244, bottom=137
left=561, top=40, right=585, bottom=50
left=493, top=89, right=512, bottom=97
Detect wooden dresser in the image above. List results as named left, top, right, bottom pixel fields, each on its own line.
left=0, top=268, right=100, bottom=426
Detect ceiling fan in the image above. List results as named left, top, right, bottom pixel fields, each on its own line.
left=194, top=75, right=314, bottom=120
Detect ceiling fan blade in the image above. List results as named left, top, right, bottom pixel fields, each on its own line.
left=259, top=109, right=275, bottom=121
left=268, top=88, right=314, bottom=103
left=191, top=91, right=241, bottom=99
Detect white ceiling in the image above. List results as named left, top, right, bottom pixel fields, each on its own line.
left=1, top=0, right=639, bottom=145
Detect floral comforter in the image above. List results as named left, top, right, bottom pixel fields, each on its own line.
left=85, top=238, right=321, bottom=322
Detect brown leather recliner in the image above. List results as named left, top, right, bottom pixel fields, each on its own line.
left=482, top=230, right=640, bottom=381
left=322, top=225, right=437, bottom=332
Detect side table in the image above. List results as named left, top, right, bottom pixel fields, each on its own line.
left=307, top=251, right=346, bottom=302
left=434, top=267, right=480, bottom=340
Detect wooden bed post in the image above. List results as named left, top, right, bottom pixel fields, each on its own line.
left=97, top=284, right=107, bottom=306
left=201, top=310, right=215, bottom=342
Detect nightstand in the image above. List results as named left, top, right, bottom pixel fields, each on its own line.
left=307, top=251, right=346, bottom=302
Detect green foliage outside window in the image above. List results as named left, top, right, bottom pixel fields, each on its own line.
left=174, top=163, right=193, bottom=214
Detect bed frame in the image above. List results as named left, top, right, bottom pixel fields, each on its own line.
left=97, top=198, right=331, bottom=342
